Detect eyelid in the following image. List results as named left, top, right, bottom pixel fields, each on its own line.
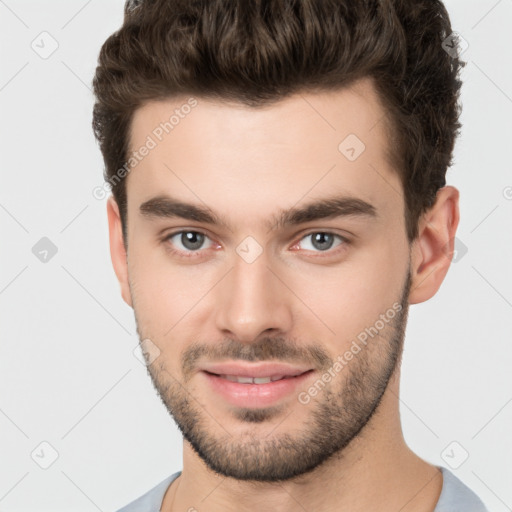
left=162, top=228, right=218, bottom=257
left=291, top=230, right=349, bottom=253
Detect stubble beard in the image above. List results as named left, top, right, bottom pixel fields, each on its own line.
left=133, top=269, right=411, bottom=482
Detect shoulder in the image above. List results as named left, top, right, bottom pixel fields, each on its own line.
left=434, top=466, right=489, bottom=512
left=115, top=471, right=182, bottom=512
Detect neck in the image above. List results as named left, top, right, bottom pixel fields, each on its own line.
left=162, top=372, right=443, bottom=512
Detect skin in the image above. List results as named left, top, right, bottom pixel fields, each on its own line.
left=107, top=77, right=459, bottom=512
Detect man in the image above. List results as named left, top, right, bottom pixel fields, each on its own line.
left=92, top=0, right=488, bottom=510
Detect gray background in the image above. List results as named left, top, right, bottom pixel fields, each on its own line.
left=1, top=0, right=511, bottom=510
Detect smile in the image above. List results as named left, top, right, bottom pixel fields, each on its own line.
left=215, top=374, right=297, bottom=384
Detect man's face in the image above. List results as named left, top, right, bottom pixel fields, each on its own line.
left=121, top=78, right=413, bottom=481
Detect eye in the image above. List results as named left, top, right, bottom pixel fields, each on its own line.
left=162, top=230, right=348, bottom=259
left=294, top=232, right=347, bottom=253
left=164, top=230, right=215, bottom=255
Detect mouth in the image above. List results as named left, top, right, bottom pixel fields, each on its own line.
left=203, top=371, right=311, bottom=384
left=199, top=361, right=313, bottom=379
left=198, top=362, right=315, bottom=408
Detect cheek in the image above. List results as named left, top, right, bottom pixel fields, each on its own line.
left=128, top=245, right=219, bottom=332
left=286, top=243, right=406, bottom=343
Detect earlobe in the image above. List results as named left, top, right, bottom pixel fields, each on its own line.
left=408, top=186, right=460, bottom=305
left=106, top=196, right=133, bottom=308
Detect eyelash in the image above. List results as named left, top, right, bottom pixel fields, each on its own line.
left=161, top=230, right=349, bottom=259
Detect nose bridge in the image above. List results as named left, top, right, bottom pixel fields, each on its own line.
left=214, top=248, right=292, bottom=342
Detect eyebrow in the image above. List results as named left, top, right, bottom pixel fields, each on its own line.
left=139, top=194, right=378, bottom=232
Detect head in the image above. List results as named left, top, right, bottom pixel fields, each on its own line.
left=93, top=0, right=463, bottom=481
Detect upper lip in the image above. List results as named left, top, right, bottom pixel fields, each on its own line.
left=199, top=361, right=313, bottom=378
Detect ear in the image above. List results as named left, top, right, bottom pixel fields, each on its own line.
left=408, top=186, right=460, bottom=305
left=106, top=196, right=133, bottom=308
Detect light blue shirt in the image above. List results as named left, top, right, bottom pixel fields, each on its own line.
left=115, top=466, right=488, bottom=511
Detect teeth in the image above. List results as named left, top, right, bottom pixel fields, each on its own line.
left=219, top=374, right=287, bottom=384
left=253, top=377, right=272, bottom=384
left=235, top=376, right=254, bottom=384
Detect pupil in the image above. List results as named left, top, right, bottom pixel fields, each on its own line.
left=312, top=233, right=333, bottom=251
left=182, top=232, right=204, bottom=250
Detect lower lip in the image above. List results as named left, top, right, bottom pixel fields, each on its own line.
left=201, top=370, right=314, bottom=408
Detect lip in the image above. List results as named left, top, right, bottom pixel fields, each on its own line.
left=199, top=361, right=312, bottom=379
left=199, top=361, right=315, bottom=408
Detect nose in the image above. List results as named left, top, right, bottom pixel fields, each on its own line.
left=214, top=251, right=293, bottom=344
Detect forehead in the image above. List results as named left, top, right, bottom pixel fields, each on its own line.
left=126, top=78, right=403, bottom=227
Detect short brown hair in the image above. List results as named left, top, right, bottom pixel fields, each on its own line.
left=92, top=0, right=465, bottom=244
